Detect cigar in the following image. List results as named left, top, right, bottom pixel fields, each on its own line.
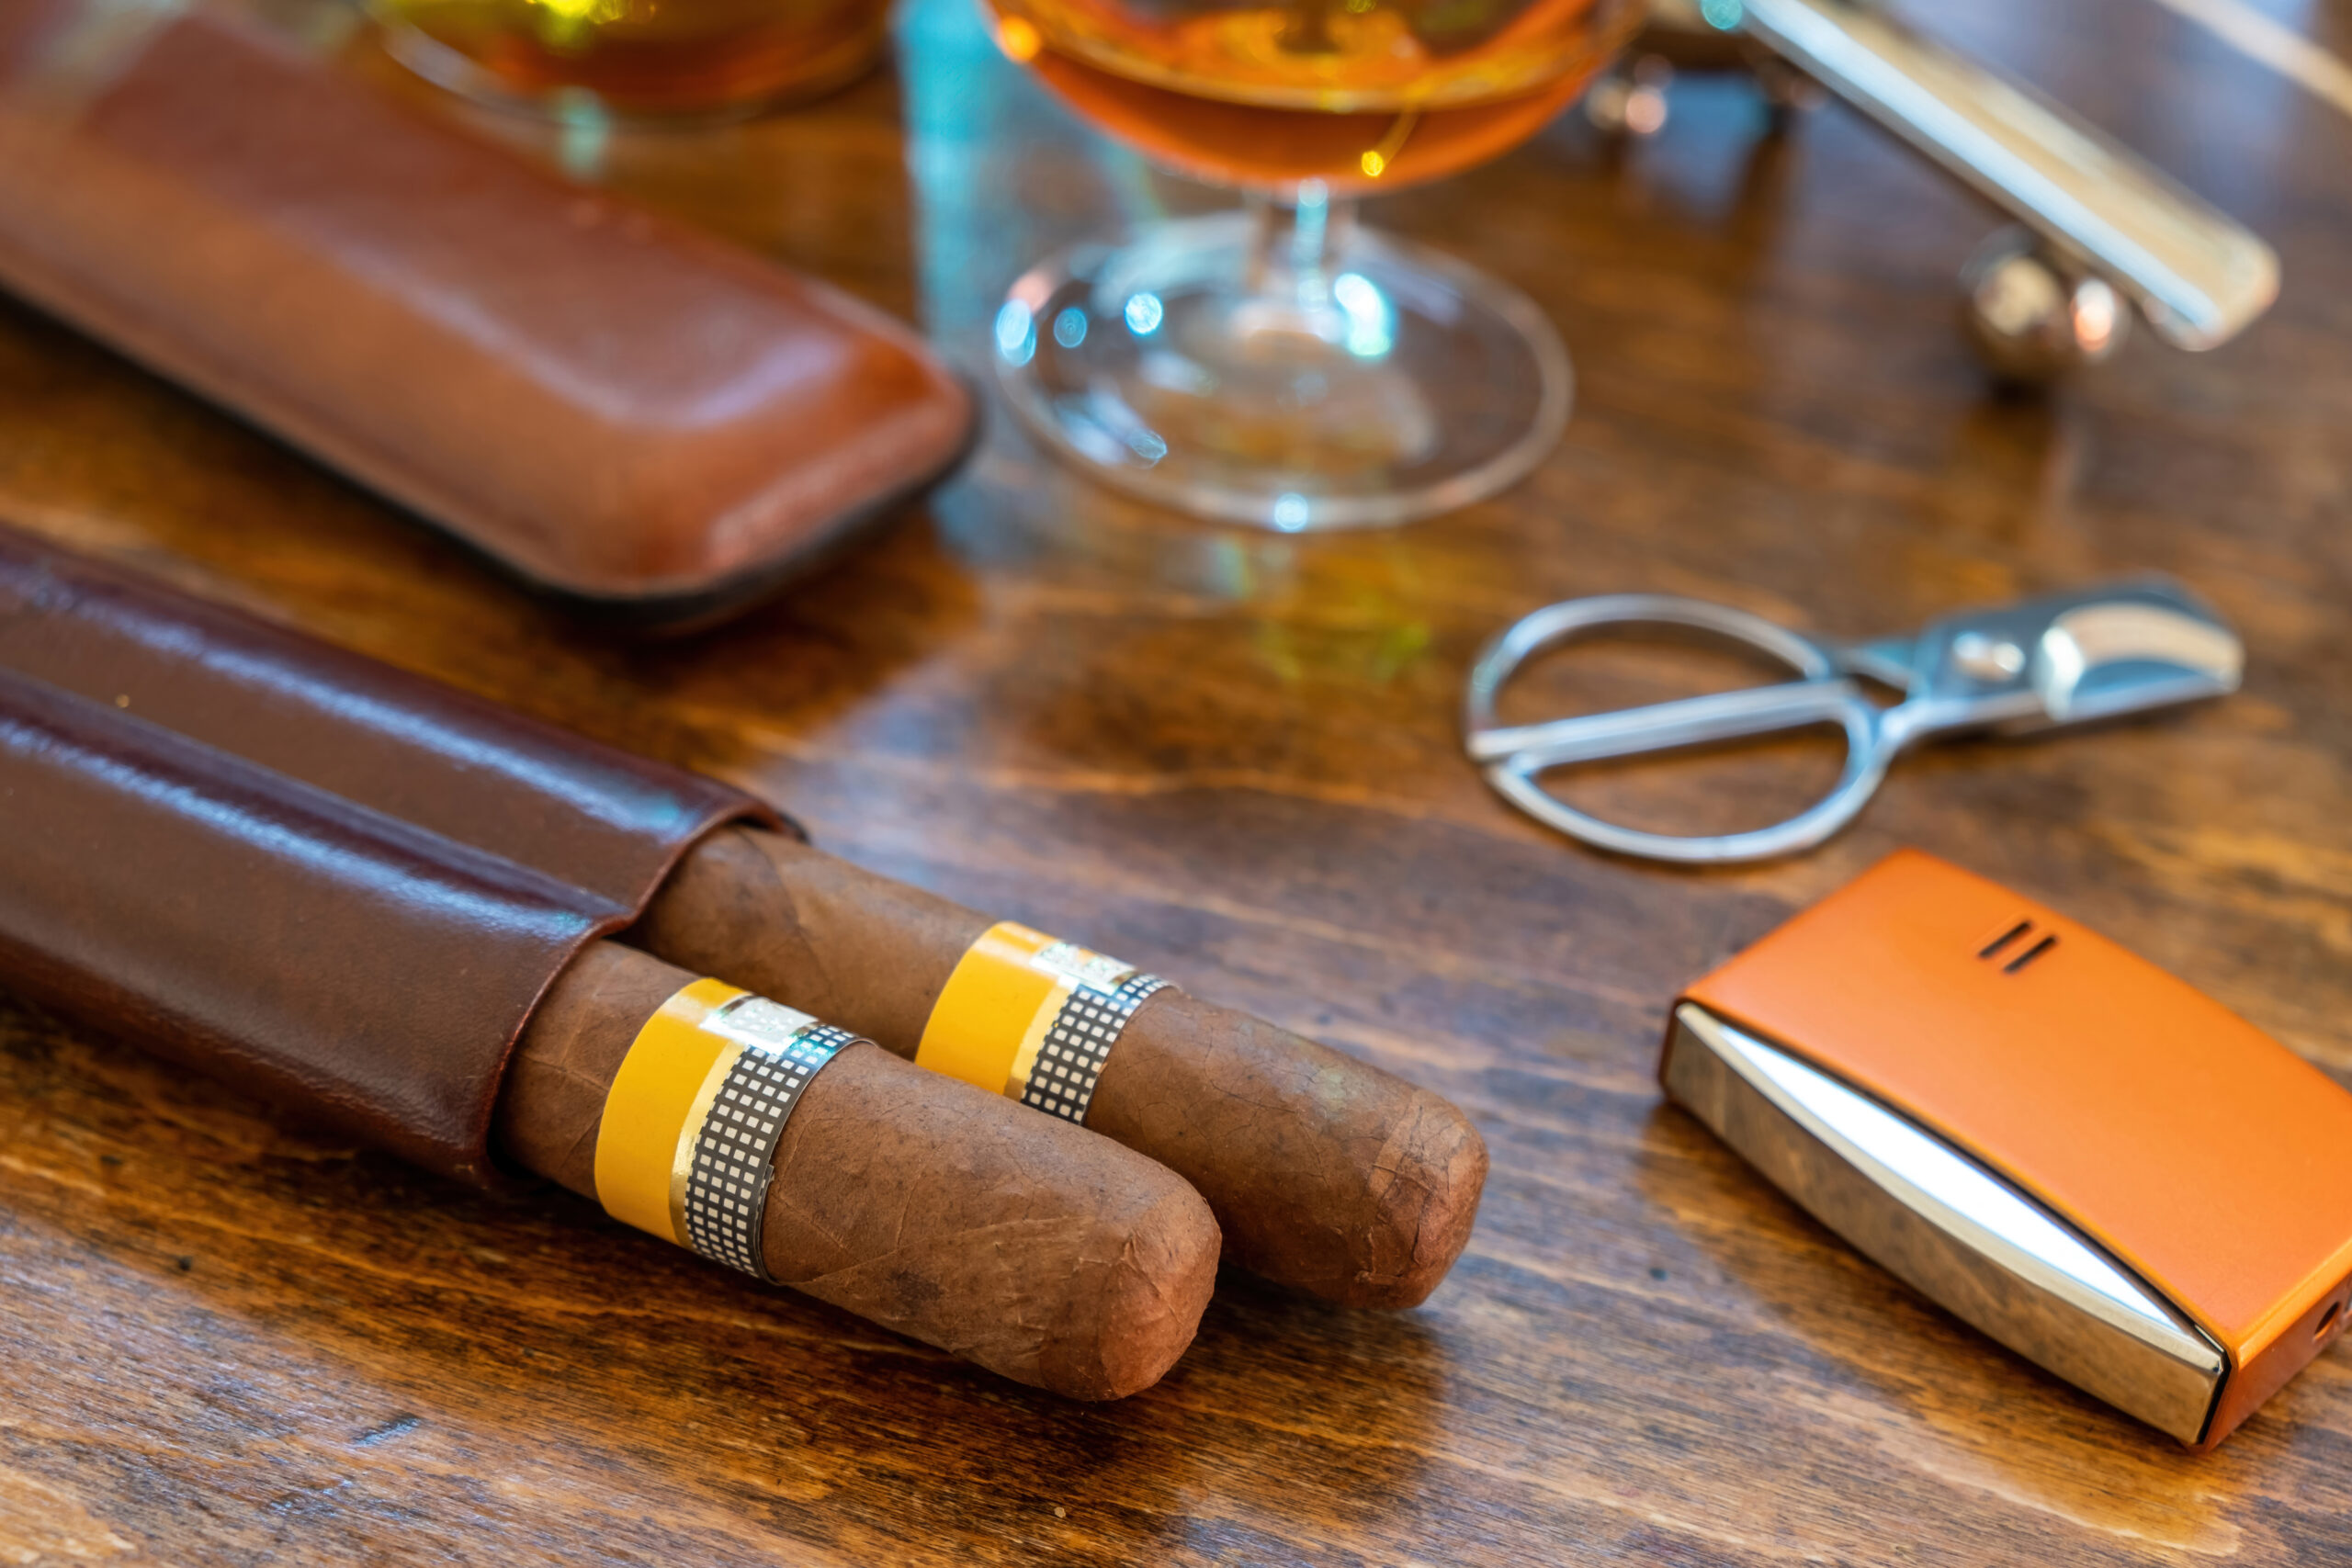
left=496, top=941, right=1221, bottom=1399
left=631, top=829, right=1489, bottom=1308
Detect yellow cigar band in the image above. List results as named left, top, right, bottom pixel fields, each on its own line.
left=916, top=921, right=1171, bottom=1123
left=594, top=977, right=750, bottom=1247
left=916, top=921, right=1065, bottom=1096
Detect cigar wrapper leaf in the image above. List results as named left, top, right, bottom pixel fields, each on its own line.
left=636, top=828, right=1488, bottom=1308
left=500, top=942, right=1223, bottom=1399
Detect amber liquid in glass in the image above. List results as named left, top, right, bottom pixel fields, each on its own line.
left=989, top=0, right=1638, bottom=190
left=376, top=0, right=888, bottom=116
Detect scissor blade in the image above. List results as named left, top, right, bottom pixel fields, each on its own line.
left=1467, top=680, right=1868, bottom=769
left=2034, top=603, right=2243, bottom=724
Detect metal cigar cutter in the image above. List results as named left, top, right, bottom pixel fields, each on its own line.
left=1663, top=850, right=2352, bottom=1448
left=1464, top=578, right=2245, bottom=864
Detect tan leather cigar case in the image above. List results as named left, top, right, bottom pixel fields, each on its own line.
left=0, top=2, right=976, bottom=622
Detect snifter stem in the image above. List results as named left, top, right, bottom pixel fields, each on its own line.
left=1238, top=182, right=1354, bottom=311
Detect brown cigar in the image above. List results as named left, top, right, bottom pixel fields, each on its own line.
left=631, top=828, right=1488, bottom=1309
left=496, top=941, right=1220, bottom=1399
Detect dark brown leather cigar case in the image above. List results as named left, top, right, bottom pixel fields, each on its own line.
left=0, top=525, right=780, bottom=1181
left=0, top=3, right=974, bottom=624
left=0, top=669, right=607, bottom=1183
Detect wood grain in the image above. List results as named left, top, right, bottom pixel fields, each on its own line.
left=1, top=0, right=2348, bottom=1560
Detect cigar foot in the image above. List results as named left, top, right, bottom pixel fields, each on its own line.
left=1093, top=997, right=1487, bottom=1310
left=1345, top=1092, right=1490, bottom=1309
left=763, top=1048, right=1222, bottom=1398
left=1040, top=1185, right=1225, bottom=1400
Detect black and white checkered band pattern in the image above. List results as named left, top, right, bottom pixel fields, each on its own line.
left=1018, top=974, right=1170, bottom=1125
left=681, top=1005, right=856, bottom=1280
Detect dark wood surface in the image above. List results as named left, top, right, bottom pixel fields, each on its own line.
left=2, top=0, right=2349, bottom=1560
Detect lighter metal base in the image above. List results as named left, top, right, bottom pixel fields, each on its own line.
left=1665, top=1002, right=2226, bottom=1442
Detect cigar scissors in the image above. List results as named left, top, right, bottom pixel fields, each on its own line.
left=1464, top=578, right=2243, bottom=864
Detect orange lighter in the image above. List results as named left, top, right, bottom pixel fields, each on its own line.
left=1662, top=849, right=2352, bottom=1449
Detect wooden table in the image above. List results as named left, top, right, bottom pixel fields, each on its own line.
left=2, top=0, right=2347, bottom=1561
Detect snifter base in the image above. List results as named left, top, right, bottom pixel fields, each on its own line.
left=990, top=197, right=1570, bottom=530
